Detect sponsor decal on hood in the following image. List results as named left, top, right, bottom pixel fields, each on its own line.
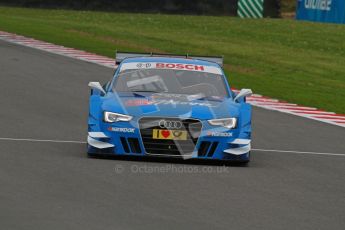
left=124, top=93, right=224, bottom=107
left=125, top=98, right=215, bottom=107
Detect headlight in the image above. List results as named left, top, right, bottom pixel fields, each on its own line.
left=104, top=111, right=133, bottom=123
left=208, top=118, right=237, bottom=129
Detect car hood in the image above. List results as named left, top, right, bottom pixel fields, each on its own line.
left=102, top=92, right=240, bottom=120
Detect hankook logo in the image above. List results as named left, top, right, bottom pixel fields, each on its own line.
left=159, top=120, right=183, bottom=129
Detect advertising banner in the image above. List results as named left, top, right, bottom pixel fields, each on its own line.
left=296, top=0, right=345, bottom=24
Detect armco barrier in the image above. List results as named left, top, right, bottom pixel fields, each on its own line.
left=0, top=0, right=280, bottom=17
left=296, top=0, right=345, bottom=24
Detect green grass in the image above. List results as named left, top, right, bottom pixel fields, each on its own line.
left=0, top=6, right=344, bottom=113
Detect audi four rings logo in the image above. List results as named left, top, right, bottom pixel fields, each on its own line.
left=159, top=120, right=183, bottom=129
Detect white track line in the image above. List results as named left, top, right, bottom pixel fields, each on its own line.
left=0, top=137, right=85, bottom=144
left=0, top=137, right=344, bottom=157
left=252, top=148, right=345, bottom=157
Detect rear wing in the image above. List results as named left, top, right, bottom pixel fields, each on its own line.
left=115, top=51, right=223, bottom=67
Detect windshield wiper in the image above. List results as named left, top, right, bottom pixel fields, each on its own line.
left=191, top=96, right=224, bottom=102
left=130, top=90, right=164, bottom=97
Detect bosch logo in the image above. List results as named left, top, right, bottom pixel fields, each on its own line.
left=159, top=120, right=183, bottom=129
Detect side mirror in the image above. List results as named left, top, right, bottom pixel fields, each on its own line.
left=234, top=88, right=253, bottom=102
left=88, top=82, right=106, bottom=95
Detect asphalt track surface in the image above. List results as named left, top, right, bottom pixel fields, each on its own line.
left=0, top=40, right=344, bottom=230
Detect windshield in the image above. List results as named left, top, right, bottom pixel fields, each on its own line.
left=113, top=66, right=229, bottom=98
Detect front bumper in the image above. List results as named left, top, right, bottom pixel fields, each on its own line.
left=87, top=118, right=251, bottom=161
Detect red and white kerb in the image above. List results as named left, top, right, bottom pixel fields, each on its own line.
left=1, top=30, right=344, bottom=128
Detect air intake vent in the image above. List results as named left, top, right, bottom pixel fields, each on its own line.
left=120, top=137, right=130, bottom=153
left=120, top=137, right=141, bottom=154
left=198, top=141, right=218, bottom=157
left=198, top=141, right=211, bottom=157
left=128, top=138, right=141, bottom=153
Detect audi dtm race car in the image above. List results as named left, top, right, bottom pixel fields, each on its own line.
left=87, top=52, right=252, bottom=163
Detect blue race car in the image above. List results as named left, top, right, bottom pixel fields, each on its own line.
left=87, top=52, right=252, bottom=163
